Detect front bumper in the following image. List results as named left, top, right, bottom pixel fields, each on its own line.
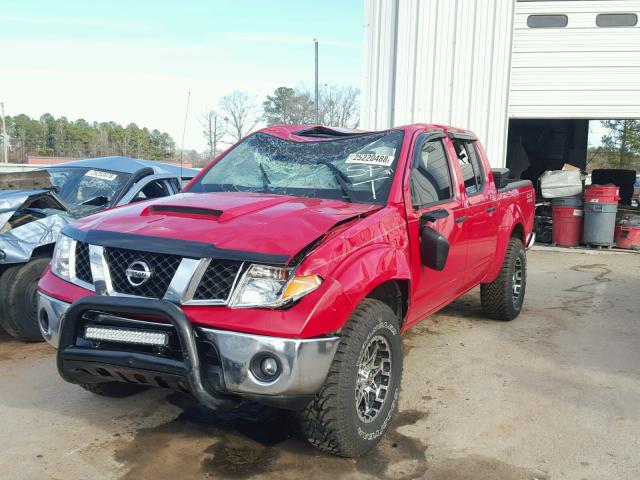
left=39, top=293, right=339, bottom=409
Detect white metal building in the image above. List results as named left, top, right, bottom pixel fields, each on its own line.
left=363, top=0, right=640, bottom=174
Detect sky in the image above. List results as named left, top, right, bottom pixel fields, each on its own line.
left=0, top=0, right=364, bottom=151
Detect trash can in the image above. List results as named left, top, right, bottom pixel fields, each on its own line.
left=615, top=214, right=640, bottom=251
left=584, top=185, right=619, bottom=247
left=551, top=196, right=583, bottom=247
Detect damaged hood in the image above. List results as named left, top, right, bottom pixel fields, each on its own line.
left=0, top=189, right=72, bottom=264
left=72, top=192, right=381, bottom=261
left=0, top=189, right=62, bottom=227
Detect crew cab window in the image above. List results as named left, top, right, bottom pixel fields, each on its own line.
left=453, top=140, right=484, bottom=196
left=410, top=139, right=454, bottom=208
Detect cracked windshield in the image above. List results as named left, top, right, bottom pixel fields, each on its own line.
left=48, top=168, right=131, bottom=215
left=189, top=130, right=404, bottom=204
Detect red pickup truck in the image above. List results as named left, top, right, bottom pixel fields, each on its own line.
left=38, top=124, right=534, bottom=457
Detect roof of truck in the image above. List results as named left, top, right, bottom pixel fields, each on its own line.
left=254, top=124, right=477, bottom=142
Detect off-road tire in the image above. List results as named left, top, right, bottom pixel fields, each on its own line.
left=481, top=238, right=527, bottom=321
left=301, top=298, right=402, bottom=457
left=0, top=256, right=51, bottom=341
left=79, top=382, right=148, bottom=398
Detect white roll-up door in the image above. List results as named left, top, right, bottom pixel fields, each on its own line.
left=510, top=0, right=640, bottom=119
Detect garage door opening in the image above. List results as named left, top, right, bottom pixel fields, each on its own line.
left=506, top=119, right=639, bottom=203
left=505, top=119, right=589, bottom=184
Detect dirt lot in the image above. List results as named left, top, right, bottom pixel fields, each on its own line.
left=1, top=249, right=639, bottom=480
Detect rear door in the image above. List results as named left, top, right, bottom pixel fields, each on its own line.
left=450, top=137, right=498, bottom=283
left=405, top=133, right=468, bottom=326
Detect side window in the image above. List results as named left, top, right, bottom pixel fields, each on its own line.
left=468, top=143, right=485, bottom=191
left=453, top=140, right=484, bottom=196
left=410, top=139, right=454, bottom=208
left=130, top=180, right=171, bottom=203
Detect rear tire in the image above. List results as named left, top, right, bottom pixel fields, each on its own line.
left=0, top=257, right=51, bottom=341
left=481, top=238, right=527, bottom=321
left=79, top=382, right=148, bottom=398
left=301, top=298, right=403, bottom=457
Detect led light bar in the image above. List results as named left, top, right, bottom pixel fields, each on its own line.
left=84, top=326, right=168, bottom=347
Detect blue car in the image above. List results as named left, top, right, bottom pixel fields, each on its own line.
left=0, top=157, right=198, bottom=341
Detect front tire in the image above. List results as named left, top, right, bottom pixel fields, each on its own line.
left=480, top=238, right=527, bottom=321
left=301, top=298, right=402, bottom=457
left=0, top=256, right=51, bottom=341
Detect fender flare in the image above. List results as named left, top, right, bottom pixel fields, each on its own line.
left=482, top=204, right=525, bottom=284
left=317, top=244, right=411, bottom=333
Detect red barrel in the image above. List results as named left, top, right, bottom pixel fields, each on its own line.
left=552, top=196, right=583, bottom=247
left=615, top=215, right=640, bottom=250
left=584, top=185, right=620, bottom=205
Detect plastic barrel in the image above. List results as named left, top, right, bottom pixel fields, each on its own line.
left=615, top=214, right=640, bottom=250
left=551, top=195, right=583, bottom=207
left=584, top=203, right=618, bottom=246
left=584, top=185, right=620, bottom=205
left=551, top=196, right=583, bottom=247
left=615, top=226, right=640, bottom=250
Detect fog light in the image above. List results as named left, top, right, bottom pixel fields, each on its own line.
left=250, top=354, right=281, bottom=382
left=261, top=357, right=279, bottom=377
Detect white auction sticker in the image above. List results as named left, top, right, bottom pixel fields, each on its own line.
left=346, top=153, right=395, bottom=167
left=85, top=170, right=118, bottom=181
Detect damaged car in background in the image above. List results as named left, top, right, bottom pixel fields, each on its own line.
left=0, top=157, right=197, bottom=341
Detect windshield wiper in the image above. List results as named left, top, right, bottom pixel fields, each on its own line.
left=316, top=160, right=354, bottom=203
left=258, top=162, right=271, bottom=193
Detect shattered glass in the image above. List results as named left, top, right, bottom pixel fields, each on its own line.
left=190, top=131, right=405, bottom=204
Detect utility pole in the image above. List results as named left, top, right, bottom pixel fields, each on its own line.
left=1, top=102, right=7, bottom=163
left=314, top=38, right=319, bottom=125
left=179, top=91, right=191, bottom=178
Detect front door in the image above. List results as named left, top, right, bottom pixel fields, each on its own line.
left=405, top=134, right=467, bottom=328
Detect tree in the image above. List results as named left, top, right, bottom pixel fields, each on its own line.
left=318, top=85, right=360, bottom=128
left=219, top=91, right=260, bottom=141
left=200, top=110, right=226, bottom=159
left=601, top=120, right=640, bottom=168
left=263, top=87, right=314, bottom=126
left=3, top=113, right=177, bottom=162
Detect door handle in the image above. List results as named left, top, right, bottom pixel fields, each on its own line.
left=421, top=209, right=450, bottom=224
left=455, top=215, right=467, bottom=224
left=487, top=206, right=496, bottom=213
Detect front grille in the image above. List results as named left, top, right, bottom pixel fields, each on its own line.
left=193, top=260, right=243, bottom=301
left=104, top=247, right=182, bottom=298
left=75, top=241, right=93, bottom=284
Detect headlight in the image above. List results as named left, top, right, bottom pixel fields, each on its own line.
left=229, top=264, right=322, bottom=308
left=51, top=234, right=73, bottom=281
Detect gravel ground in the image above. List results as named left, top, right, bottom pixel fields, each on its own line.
left=0, top=248, right=639, bottom=480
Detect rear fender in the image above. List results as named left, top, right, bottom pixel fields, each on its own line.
left=482, top=202, right=525, bottom=284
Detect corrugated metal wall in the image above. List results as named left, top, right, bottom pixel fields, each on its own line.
left=510, top=0, right=640, bottom=118
left=362, top=0, right=516, bottom=167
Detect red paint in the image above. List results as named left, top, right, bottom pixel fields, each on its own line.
left=39, top=124, right=535, bottom=338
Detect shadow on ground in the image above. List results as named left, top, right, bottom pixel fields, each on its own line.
left=115, top=393, right=430, bottom=480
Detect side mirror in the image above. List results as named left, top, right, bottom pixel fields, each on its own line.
left=420, top=223, right=450, bottom=270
